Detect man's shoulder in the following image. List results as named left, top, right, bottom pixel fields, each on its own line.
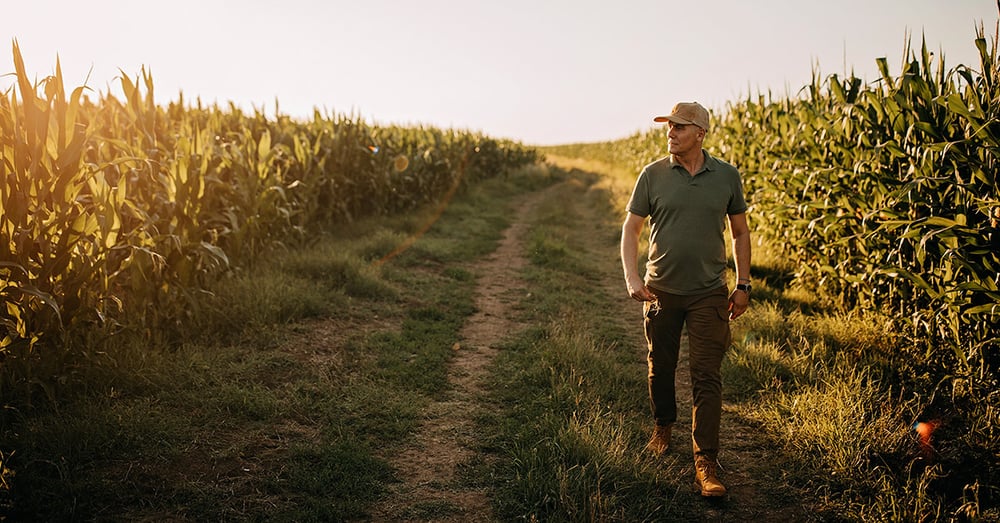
left=705, top=152, right=740, bottom=175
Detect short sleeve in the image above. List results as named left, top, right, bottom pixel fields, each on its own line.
left=627, top=169, right=651, bottom=217
left=727, top=171, right=748, bottom=215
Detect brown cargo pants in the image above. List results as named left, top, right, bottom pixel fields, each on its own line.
left=643, top=285, right=731, bottom=458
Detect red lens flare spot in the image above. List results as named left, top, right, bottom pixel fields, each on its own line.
left=913, top=420, right=940, bottom=458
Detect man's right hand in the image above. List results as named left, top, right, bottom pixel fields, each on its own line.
left=627, top=279, right=656, bottom=302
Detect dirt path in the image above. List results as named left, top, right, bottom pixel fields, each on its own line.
left=370, top=189, right=548, bottom=522
left=370, top=174, right=808, bottom=521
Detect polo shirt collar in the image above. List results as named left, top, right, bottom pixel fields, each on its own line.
left=668, top=150, right=715, bottom=175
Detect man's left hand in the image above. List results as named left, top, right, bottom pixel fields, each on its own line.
left=728, top=289, right=749, bottom=320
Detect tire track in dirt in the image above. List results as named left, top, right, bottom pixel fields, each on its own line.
left=369, top=187, right=550, bottom=522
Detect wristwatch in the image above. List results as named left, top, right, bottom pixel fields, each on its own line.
left=735, top=283, right=752, bottom=295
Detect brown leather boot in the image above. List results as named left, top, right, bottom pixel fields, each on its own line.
left=694, top=456, right=727, bottom=497
left=644, top=424, right=672, bottom=456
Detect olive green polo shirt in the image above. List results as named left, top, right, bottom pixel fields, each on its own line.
left=626, top=150, right=748, bottom=295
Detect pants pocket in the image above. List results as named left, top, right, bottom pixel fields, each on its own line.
left=717, top=305, right=730, bottom=322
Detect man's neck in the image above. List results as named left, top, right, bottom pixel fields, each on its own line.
left=672, top=149, right=705, bottom=175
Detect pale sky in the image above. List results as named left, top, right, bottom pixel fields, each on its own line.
left=3, top=1, right=997, bottom=145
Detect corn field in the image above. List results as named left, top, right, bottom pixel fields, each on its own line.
left=549, top=26, right=999, bottom=516
left=0, top=42, right=538, bottom=399
left=559, top=29, right=999, bottom=386
left=714, top=30, right=999, bottom=400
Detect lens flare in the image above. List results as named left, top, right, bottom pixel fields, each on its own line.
left=913, top=419, right=940, bottom=458
left=393, top=154, right=409, bottom=172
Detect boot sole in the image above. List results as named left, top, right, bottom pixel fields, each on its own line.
left=694, top=480, right=726, bottom=497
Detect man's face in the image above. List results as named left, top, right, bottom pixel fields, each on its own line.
left=667, top=122, right=704, bottom=155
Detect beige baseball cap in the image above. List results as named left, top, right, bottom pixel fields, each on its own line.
left=653, top=102, right=710, bottom=130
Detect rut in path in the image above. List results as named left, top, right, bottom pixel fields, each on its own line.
left=370, top=188, right=547, bottom=522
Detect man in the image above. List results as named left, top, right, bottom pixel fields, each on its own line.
left=620, top=101, right=751, bottom=497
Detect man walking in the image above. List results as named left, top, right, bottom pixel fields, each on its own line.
left=620, top=101, right=751, bottom=497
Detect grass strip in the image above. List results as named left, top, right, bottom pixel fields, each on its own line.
left=0, top=167, right=554, bottom=521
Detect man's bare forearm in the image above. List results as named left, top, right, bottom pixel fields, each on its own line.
left=621, top=213, right=654, bottom=301
left=732, top=230, right=751, bottom=282
left=621, top=226, right=641, bottom=283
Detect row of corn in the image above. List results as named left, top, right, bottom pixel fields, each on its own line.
left=553, top=30, right=998, bottom=395
left=547, top=28, right=1000, bottom=508
left=712, top=31, right=999, bottom=393
left=0, top=42, right=539, bottom=390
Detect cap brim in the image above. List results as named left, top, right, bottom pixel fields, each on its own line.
left=653, top=115, right=693, bottom=124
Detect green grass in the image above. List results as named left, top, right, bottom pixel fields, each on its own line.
left=512, top=155, right=998, bottom=521
left=723, top=230, right=996, bottom=521
left=0, top=166, right=557, bottom=521
left=481, top=169, right=684, bottom=521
